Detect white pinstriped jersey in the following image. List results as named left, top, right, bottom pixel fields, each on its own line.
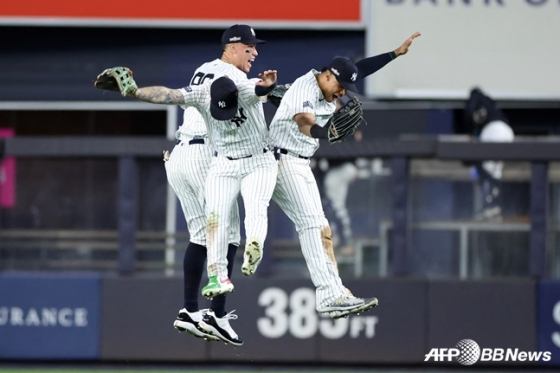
left=176, top=72, right=262, bottom=140
left=178, top=64, right=269, bottom=159
left=268, top=69, right=350, bottom=309
left=176, top=59, right=245, bottom=139
left=268, top=70, right=336, bottom=157
left=176, top=107, right=206, bottom=139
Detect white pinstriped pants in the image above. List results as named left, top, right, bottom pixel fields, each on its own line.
left=272, top=155, right=349, bottom=310
left=165, top=138, right=240, bottom=246
left=205, top=151, right=278, bottom=278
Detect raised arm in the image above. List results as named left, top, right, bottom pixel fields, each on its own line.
left=394, top=31, right=421, bottom=57
left=356, top=31, right=421, bottom=79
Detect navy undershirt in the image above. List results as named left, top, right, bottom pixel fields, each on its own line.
left=355, top=51, right=397, bottom=80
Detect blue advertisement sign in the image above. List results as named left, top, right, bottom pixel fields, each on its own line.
left=538, top=280, right=560, bottom=365
left=0, top=272, right=101, bottom=359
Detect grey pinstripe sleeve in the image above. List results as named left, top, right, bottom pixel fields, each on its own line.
left=237, top=80, right=261, bottom=105
left=283, top=80, right=316, bottom=120
left=179, top=85, right=208, bottom=111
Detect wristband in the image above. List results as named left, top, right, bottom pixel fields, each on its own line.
left=255, top=83, right=277, bottom=97
left=310, top=124, right=329, bottom=139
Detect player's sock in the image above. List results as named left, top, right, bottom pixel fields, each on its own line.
left=210, top=244, right=238, bottom=318
left=183, top=242, right=207, bottom=312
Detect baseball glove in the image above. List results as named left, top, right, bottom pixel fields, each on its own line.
left=327, top=96, right=365, bottom=143
left=94, top=67, right=138, bottom=96
left=267, top=83, right=291, bottom=108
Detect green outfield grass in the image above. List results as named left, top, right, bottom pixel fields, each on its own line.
left=0, top=369, right=384, bottom=373
left=0, top=368, right=522, bottom=373
left=0, top=370, right=371, bottom=373
left=0, top=368, right=513, bottom=373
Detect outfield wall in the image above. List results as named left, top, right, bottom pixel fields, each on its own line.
left=1, top=274, right=559, bottom=367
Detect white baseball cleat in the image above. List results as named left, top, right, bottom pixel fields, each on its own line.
left=241, top=238, right=262, bottom=276
left=198, top=310, right=243, bottom=346
left=329, top=297, right=379, bottom=319
left=173, top=308, right=219, bottom=341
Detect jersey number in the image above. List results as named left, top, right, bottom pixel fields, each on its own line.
left=190, top=72, right=215, bottom=86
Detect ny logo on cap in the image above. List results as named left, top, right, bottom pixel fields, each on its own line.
left=218, top=101, right=226, bottom=108
left=251, top=28, right=256, bottom=36
left=351, top=72, right=357, bottom=82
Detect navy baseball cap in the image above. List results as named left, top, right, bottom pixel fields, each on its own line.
left=210, top=77, right=238, bottom=121
left=324, top=57, right=359, bottom=93
left=221, top=24, right=266, bottom=45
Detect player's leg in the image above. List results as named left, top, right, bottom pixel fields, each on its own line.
left=201, top=243, right=243, bottom=346
left=275, top=157, right=378, bottom=318
left=273, top=157, right=354, bottom=308
left=202, top=157, right=241, bottom=298
left=209, top=198, right=241, bottom=308
left=165, top=140, right=218, bottom=340
left=200, top=199, right=243, bottom=345
left=239, top=152, right=278, bottom=276
left=206, top=198, right=242, bottom=327
left=209, top=243, right=237, bottom=316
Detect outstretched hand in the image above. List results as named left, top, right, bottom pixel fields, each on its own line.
left=257, top=70, right=278, bottom=87
left=394, top=31, right=421, bottom=57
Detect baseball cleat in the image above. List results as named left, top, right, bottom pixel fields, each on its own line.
left=198, top=310, right=243, bottom=347
left=317, top=295, right=365, bottom=313
left=201, top=275, right=234, bottom=299
left=241, top=238, right=262, bottom=276
left=162, top=150, right=170, bottom=162
left=330, top=297, right=378, bottom=319
left=173, top=308, right=219, bottom=341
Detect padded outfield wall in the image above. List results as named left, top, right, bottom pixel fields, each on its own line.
left=1, top=273, right=559, bottom=367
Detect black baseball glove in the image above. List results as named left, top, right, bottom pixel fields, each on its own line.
left=94, top=67, right=138, bottom=96
left=267, top=83, right=291, bottom=108
left=327, top=96, right=366, bottom=143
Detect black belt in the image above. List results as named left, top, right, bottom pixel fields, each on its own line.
left=275, top=148, right=310, bottom=160
left=214, top=148, right=268, bottom=161
left=189, top=138, right=205, bottom=145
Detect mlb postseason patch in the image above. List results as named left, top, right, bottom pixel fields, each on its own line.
left=303, top=101, right=314, bottom=109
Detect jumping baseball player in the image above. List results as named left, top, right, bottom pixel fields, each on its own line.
left=165, top=92, right=241, bottom=342
left=95, top=24, right=278, bottom=346
left=262, top=32, right=421, bottom=318
left=122, top=25, right=277, bottom=345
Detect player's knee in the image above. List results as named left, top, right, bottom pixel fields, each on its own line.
left=321, top=226, right=334, bottom=251
left=321, top=225, right=333, bottom=242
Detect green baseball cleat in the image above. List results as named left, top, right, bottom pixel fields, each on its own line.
left=201, top=275, right=234, bottom=299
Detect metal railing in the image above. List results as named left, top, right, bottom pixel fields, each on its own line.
left=1, top=133, right=560, bottom=278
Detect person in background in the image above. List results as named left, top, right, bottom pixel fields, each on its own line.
left=463, top=87, right=515, bottom=222
left=316, top=128, right=369, bottom=258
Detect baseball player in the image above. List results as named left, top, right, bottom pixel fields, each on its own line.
left=463, top=87, right=514, bottom=221
left=165, top=89, right=241, bottom=342
left=262, top=32, right=421, bottom=318
left=126, top=25, right=278, bottom=344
